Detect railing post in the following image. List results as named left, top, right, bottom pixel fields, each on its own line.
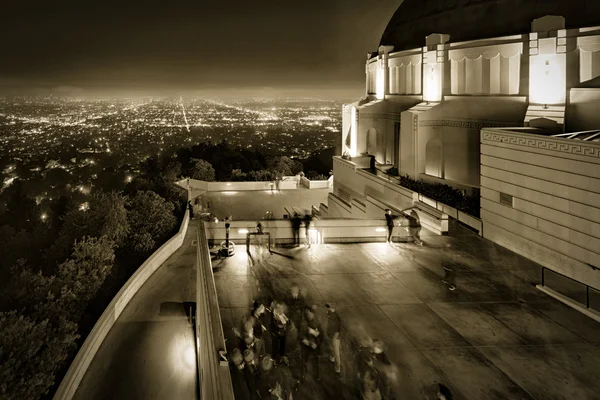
left=541, top=267, right=545, bottom=286
left=586, top=286, right=590, bottom=309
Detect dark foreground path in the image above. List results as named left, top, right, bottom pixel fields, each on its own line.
left=74, top=224, right=199, bottom=400
left=214, top=221, right=600, bottom=400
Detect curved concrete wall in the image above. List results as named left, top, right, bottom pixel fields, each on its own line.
left=53, top=209, right=190, bottom=400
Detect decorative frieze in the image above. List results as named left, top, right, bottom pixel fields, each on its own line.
left=482, top=131, right=600, bottom=158
left=419, top=120, right=517, bottom=129
left=360, top=112, right=400, bottom=121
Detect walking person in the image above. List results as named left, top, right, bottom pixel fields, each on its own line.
left=325, top=303, right=342, bottom=374
left=384, top=209, right=399, bottom=244
left=402, top=209, right=422, bottom=246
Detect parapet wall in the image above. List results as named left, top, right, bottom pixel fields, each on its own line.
left=53, top=209, right=190, bottom=400
left=204, top=218, right=421, bottom=244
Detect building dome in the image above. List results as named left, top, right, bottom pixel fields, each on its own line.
left=380, top=0, right=600, bottom=51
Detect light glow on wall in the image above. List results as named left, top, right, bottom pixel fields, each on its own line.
left=423, top=63, right=442, bottom=102
left=308, top=228, right=321, bottom=244
left=376, top=67, right=385, bottom=100
left=375, top=228, right=387, bottom=232
left=350, top=106, right=358, bottom=156
left=529, top=54, right=566, bottom=105
left=238, top=229, right=249, bottom=234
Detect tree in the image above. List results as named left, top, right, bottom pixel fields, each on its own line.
left=45, top=191, right=128, bottom=267
left=0, top=311, right=79, bottom=400
left=268, top=156, right=303, bottom=177
left=188, top=158, right=215, bottom=181
left=1, top=179, right=38, bottom=232
left=126, top=191, right=177, bottom=255
left=52, top=236, right=116, bottom=320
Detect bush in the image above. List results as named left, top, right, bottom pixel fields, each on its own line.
left=386, top=167, right=399, bottom=176
left=399, top=175, right=480, bottom=217
left=305, top=171, right=328, bottom=180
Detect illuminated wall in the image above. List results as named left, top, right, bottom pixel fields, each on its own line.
left=350, top=106, right=358, bottom=156
left=529, top=31, right=567, bottom=105
left=422, top=50, right=443, bottom=102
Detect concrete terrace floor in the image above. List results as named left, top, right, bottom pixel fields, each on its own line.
left=214, top=221, right=600, bottom=400
left=74, top=223, right=199, bottom=400
left=201, top=188, right=331, bottom=220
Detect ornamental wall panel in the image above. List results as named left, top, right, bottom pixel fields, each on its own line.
left=450, top=42, right=522, bottom=95
left=578, top=35, right=600, bottom=83
left=367, top=62, right=378, bottom=94
left=388, top=53, right=422, bottom=95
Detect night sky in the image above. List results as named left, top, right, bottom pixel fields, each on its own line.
left=0, top=1, right=403, bottom=97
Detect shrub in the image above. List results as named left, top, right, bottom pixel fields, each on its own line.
left=386, top=167, right=399, bottom=176
left=399, top=175, right=480, bottom=217
left=306, top=171, right=328, bottom=180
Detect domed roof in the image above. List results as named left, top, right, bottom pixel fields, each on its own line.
left=381, top=0, right=600, bottom=51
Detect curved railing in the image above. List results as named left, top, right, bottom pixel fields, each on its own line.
left=53, top=209, right=190, bottom=400
left=195, top=221, right=234, bottom=399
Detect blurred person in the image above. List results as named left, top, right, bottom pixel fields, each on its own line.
left=437, top=383, right=453, bottom=400
left=303, top=213, right=313, bottom=247
left=325, top=303, right=342, bottom=374
left=371, top=339, right=394, bottom=400
left=406, top=210, right=422, bottom=246
left=291, top=213, right=302, bottom=246
left=259, top=356, right=294, bottom=400
left=235, top=314, right=256, bottom=353
left=188, top=200, right=194, bottom=219
left=287, top=284, right=306, bottom=341
left=243, top=349, right=260, bottom=400
left=231, top=348, right=251, bottom=400
left=250, top=301, right=268, bottom=360
left=271, top=301, right=291, bottom=365
left=299, top=306, right=323, bottom=381
left=359, top=355, right=382, bottom=400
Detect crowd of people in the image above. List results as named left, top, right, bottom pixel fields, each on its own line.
left=227, top=247, right=454, bottom=399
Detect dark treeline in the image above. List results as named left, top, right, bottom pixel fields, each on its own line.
left=0, top=140, right=334, bottom=400
left=172, top=140, right=333, bottom=181
left=0, top=155, right=186, bottom=400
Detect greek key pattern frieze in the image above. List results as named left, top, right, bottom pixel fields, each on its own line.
left=419, top=120, right=516, bottom=129
left=360, top=112, right=400, bottom=121
left=482, top=132, right=600, bottom=158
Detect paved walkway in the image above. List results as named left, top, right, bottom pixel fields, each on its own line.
left=74, top=223, right=199, bottom=400
left=214, top=221, right=600, bottom=399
